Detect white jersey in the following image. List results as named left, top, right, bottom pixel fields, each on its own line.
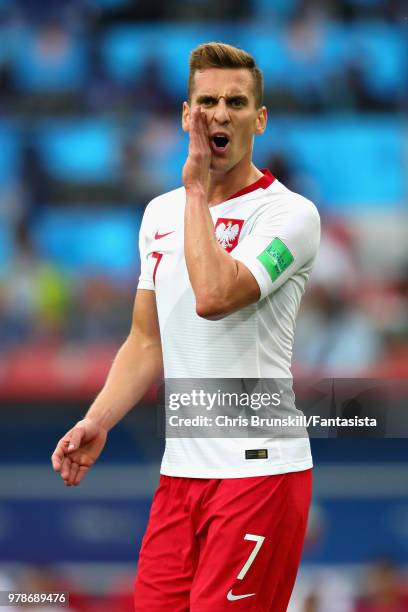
left=138, top=169, right=320, bottom=478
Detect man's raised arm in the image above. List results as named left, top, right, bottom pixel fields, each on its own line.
left=182, top=107, right=260, bottom=320
left=51, top=288, right=162, bottom=486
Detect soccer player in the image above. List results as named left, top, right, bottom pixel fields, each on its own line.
left=52, top=42, right=320, bottom=611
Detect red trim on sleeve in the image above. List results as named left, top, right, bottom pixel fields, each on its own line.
left=226, top=168, right=275, bottom=201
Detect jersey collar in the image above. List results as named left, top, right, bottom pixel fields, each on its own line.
left=226, top=168, right=275, bottom=202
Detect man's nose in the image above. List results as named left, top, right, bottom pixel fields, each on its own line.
left=213, top=98, right=230, bottom=123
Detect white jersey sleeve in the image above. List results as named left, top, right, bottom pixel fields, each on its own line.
left=231, top=194, right=320, bottom=300
left=137, top=206, right=154, bottom=291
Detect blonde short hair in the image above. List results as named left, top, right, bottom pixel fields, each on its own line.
left=188, top=42, right=264, bottom=108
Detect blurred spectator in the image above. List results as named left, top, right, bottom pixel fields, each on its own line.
left=131, top=56, right=179, bottom=114
left=343, top=58, right=379, bottom=111
left=267, top=152, right=295, bottom=188
left=66, top=274, right=130, bottom=342
left=0, top=570, right=18, bottom=612
left=135, top=111, right=183, bottom=195
left=283, top=17, right=328, bottom=111
left=294, top=221, right=383, bottom=375
left=355, top=558, right=408, bottom=612
left=162, top=0, right=251, bottom=20
left=84, top=36, right=126, bottom=114
left=0, top=62, right=13, bottom=113
left=13, top=22, right=85, bottom=93
left=0, top=223, right=70, bottom=348
left=336, top=0, right=406, bottom=23
left=289, top=568, right=355, bottom=612
left=20, top=142, right=49, bottom=225
left=121, top=137, right=159, bottom=205
left=304, top=592, right=319, bottom=612
left=16, top=565, right=75, bottom=611
left=357, top=263, right=408, bottom=377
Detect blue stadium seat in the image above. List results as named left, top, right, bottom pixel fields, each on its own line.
left=12, top=26, right=88, bottom=92
left=32, top=208, right=143, bottom=276
left=0, top=23, right=18, bottom=63
left=253, top=117, right=405, bottom=208
left=102, top=23, right=240, bottom=96
left=0, top=222, right=14, bottom=269
left=155, top=24, right=231, bottom=98
left=35, top=119, right=121, bottom=182
left=101, top=24, right=161, bottom=83
left=0, top=122, right=20, bottom=186
left=136, top=128, right=188, bottom=194
left=349, top=23, right=407, bottom=99
left=235, top=26, right=287, bottom=86
left=102, top=22, right=406, bottom=104
left=251, top=0, right=300, bottom=20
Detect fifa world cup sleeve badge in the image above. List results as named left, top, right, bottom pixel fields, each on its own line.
left=257, top=238, right=294, bottom=281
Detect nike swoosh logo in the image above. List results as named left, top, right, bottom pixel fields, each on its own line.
left=227, top=590, right=256, bottom=601
left=154, top=231, right=174, bottom=239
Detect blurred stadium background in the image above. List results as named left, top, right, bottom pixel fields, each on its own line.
left=0, top=0, right=407, bottom=610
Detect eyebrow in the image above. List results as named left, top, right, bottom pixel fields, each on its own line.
left=195, top=94, right=249, bottom=104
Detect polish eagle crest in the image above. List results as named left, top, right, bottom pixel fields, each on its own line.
left=214, top=217, right=244, bottom=252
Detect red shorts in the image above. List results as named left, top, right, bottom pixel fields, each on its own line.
left=134, top=469, right=312, bottom=612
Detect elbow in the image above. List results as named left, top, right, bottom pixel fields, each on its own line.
left=195, top=297, right=228, bottom=321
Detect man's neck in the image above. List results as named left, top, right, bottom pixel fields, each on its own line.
left=207, top=161, right=264, bottom=207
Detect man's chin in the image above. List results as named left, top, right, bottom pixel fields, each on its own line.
left=210, top=156, right=232, bottom=172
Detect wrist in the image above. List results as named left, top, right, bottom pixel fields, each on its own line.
left=185, top=184, right=207, bottom=200
left=85, top=405, right=112, bottom=431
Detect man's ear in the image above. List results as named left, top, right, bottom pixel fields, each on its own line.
left=255, top=106, right=267, bottom=135
left=182, top=101, right=190, bottom=132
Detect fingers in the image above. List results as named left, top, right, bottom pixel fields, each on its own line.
left=189, top=106, right=200, bottom=149
left=61, top=455, right=72, bottom=482
left=51, top=424, right=85, bottom=481
left=66, top=424, right=85, bottom=452
left=61, top=456, right=87, bottom=486
left=69, top=460, right=80, bottom=482
left=51, top=438, right=69, bottom=472
left=51, top=424, right=85, bottom=469
left=190, top=106, right=209, bottom=153
left=51, top=420, right=101, bottom=487
left=51, top=451, right=62, bottom=472
left=74, top=465, right=89, bottom=486
left=56, top=454, right=88, bottom=487
left=64, top=461, right=81, bottom=487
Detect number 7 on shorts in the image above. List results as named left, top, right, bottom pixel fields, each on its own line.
left=237, top=534, right=265, bottom=579
left=226, top=534, right=265, bottom=601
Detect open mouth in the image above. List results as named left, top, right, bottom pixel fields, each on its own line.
left=211, top=134, right=230, bottom=154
